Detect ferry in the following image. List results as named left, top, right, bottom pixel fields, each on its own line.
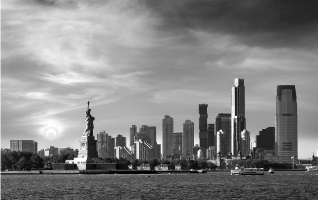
left=231, top=167, right=264, bottom=175
left=306, top=166, right=318, bottom=172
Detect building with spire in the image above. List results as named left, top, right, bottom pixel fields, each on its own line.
left=231, top=78, right=246, bottom=156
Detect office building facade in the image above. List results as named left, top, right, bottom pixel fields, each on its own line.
left=276, top=85, right=298, bottom=163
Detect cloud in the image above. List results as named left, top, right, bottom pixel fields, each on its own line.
left=143, top=0, right=318, bottom=49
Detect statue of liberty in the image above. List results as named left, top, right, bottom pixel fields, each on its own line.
left=83, top=101, right=95, bottom=136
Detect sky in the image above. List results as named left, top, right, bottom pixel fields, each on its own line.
left=2, top=0, right=318, bottom=159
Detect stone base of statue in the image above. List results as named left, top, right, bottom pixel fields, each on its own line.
left=65, top=135, right=98, bottom=170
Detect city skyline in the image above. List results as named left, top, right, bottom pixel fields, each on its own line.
left=2, top=0, right=318, bottom=158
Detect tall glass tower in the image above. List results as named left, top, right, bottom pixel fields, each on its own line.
left=276, top=85, right=298, bottom=163
left=231, top=78, right=246, bottom=156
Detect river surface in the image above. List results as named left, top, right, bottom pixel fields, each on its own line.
left=2, top=171, right=318, bottom=199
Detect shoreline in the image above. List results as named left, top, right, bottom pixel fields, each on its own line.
left=1, top=169, right=306, bottom=175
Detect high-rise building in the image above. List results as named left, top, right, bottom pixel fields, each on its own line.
left=173, top=132, right=182, bottom=155
left=182, top=120, right=194, bottom=155
left=231, top=78, right=246, bottom=156
left=241, top=130, right=250, bottom=156
left=256, top=127, right=275, bottom=150
left=276, top=85, right=298, bottom=163
left=134, top=139, right=154, bottom=160
left=162, top=115, right=174, bottom=157
left=10, top=140, right=37, bottom=153
left=115, top=134, right=126, bottom=147
left=97, top=130, right=108, bottom=158
left=130, top=125, right=137, bottom=146
left=215, top=113, right=231, bottom=155
left=136, top=125, right=159, bottom=159
left=199, top=104, right=208, bottom=157
left=207, top=124, right=215, bottom=148
left=97, top=130, right=115, bottom=158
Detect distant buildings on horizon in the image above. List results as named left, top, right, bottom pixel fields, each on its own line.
left=6, top=79, right=301, bottom=163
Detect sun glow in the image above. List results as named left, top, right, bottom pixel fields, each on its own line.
left=46, top=128, right=57, bottom=139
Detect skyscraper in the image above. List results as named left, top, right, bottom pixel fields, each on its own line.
left=215, top=113, right=231, bottom=155
left=162, top=115, right=174, bottom=157
left=199, top=104, right=208, bottom=157
left=231, top=78, right=246, bottom=156
left=173, top=132, right=182, bottom=155
left=276, top=85, right=298, bottom=163
left=182, top=120, right=194, bottom=155
left=130, top=125, right=137, bottom=146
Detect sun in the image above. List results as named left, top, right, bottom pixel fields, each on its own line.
left=46, top=128, right=57, bottom=139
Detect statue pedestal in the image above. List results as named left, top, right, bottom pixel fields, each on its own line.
left=66, top=135, right=98, bottom=170
left=78, top=135, right=98, bottom=160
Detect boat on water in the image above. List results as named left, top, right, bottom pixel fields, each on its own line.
left=197, top=169, right=207, bottom=173
left=230, top=167, right=264, bottom=175
left=306, top=166, right=318, bottom=172
left=268, top=168, right=274, bottom=174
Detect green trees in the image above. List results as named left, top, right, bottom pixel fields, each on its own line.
left=1, top=151, right=44, bottom=171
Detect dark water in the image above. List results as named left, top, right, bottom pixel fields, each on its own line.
left=2, top=171, right=318, bottom=199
